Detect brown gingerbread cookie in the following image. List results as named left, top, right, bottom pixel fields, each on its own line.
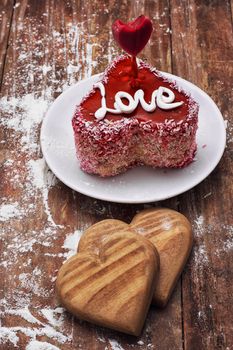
left=131, top=208, right=193, bottom=307
left=79, top=208, right=193, bottom=308
left=56, top=219, right=160, bottom=336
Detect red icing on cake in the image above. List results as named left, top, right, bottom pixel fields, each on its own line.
left=80, top=56, right=189, bottom=124
left=72, top=55, right=199, bottom=177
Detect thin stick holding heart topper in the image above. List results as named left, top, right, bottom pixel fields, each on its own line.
left=112, top=15, right=153, bottom=80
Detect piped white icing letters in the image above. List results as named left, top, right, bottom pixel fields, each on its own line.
left=94, top=82, right=184, bottom=121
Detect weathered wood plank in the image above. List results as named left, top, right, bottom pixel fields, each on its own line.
left=0, top=0, right=14, bottom=87
left=0, top=1, right=184, bottom=349
left=170, top=0, right=233, bottom=349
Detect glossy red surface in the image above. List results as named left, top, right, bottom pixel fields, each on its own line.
left=80, top=56, right=190, bottom=123
left=112, top=15, right=153, bottom=56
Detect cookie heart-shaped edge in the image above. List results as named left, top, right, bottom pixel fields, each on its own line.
left=79, top=209, right=193, bottom=308
left=131, top=208, right=193, bottom=307
left=56, top=220, right=159, bottom=336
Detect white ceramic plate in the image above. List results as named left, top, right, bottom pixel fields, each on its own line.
left=40, top=72, right=226, bottom=203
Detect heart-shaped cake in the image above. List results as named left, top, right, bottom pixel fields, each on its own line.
left=72, top=15, right=199, bottom=176
left=56, top=220, right=159, bottom=336
left=72, top=55, right=198, bottom=176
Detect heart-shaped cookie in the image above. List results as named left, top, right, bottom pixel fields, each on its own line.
left=131, top=208, right=193, bottom=307
left=79, top=208, right=193, bottom=308
left=112, top=15, right=153, bottom=56
left=56, top=220, right=160, bottom=336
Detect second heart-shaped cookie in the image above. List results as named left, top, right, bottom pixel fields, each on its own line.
left=131, top=208, right=193, bottom=307
left=79, top=208, right=193, bottom=308
left=56, top=220, right=159, bottom=336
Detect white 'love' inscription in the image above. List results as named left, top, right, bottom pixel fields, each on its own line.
left=94, top=82, right=183, bottom=121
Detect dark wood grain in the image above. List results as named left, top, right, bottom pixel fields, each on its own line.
left=0, top=0, right=14, bottom=87
left=0, top=0, right=232, bottom=349
left=170, top=0, right=233, bottom=349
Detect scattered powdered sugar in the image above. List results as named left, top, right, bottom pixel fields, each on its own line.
left=193, top=244, right=209, bottom=266
left=0, top=7, right=108, bottom=347
left=0, top=328, right=19, bottom=347
left=192, top=214, right=209, bottom=267
left=0, top=202, right=22, bottom=221
left=0, top=326, right=69, bottom=345
left=192, top=215, right=209, bottom=268
left=224, top=117, right=233, bottom=142
left=0, top=91, right=52, bottom=153
left=216, top=224, right=233, bottom=255
left=27, top=159, right=47, bottom=190
left=222, top=237, right=233, bottom=251
left=194, top=215, right=204, bottom=237
left=134, top=227, right=146, bottom=234
left=7, top=306, right=43, bottom=325
left=18, top=271, right=50, bottom=298
left=109, top=339, right=125, bottom=350
left=97, top=334, right=106, bottom=343
left=26, top=341, right=61, bottom=350
left=192, top=215, right=233, bottom=269
left=203, top=192, right=212, bottom=199
left=41, top=308, right=65, bottom=328
left=137, top=340, right=145, bottom=346
left=2, top=306, right=71, bottom=347
left=62, top=229, right=83, bottom=256
left=26, top=158, right=58, bottom=227
left=222, top=237, right=233, bottom=252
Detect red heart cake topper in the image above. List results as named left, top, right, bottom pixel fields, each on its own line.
left=112, top=15, right=153, bottom=56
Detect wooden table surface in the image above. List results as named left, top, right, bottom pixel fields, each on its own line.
left=0, top=1, right=232, bottom=349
